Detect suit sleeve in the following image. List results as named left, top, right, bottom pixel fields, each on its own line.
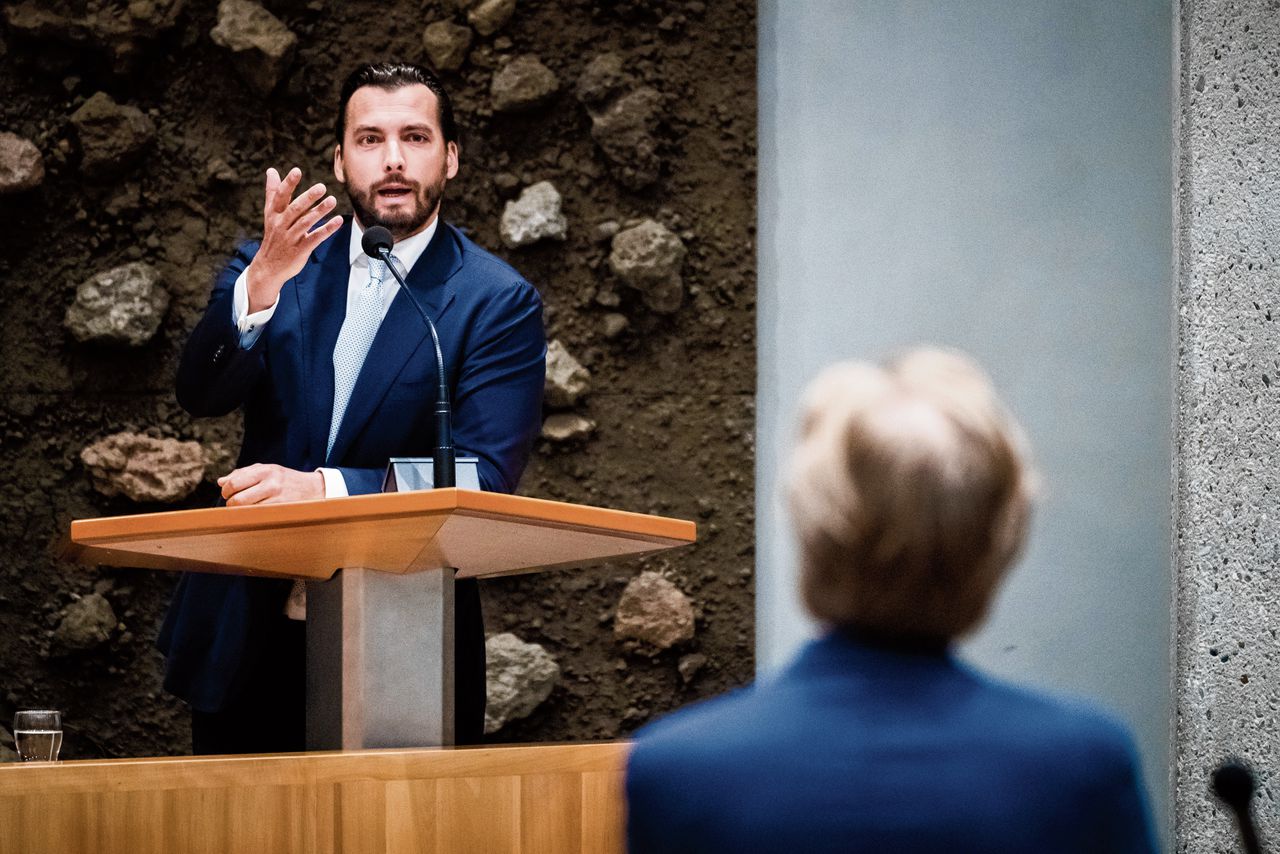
left=334, top=277, right=546, bottom=496
left=454, top=278, right=546, bottom=493
left=332, top=466, right=386, bottom=496
left=176, top=241, right=268, bottom=417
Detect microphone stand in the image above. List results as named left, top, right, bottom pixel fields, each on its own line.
left=376, top=249, right=456, bottom=489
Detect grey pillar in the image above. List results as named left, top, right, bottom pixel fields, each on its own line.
left=306, top=567, right=456, bottom=749
left=760, top=0, right=1173, bottom=835
left=1175, top=1, right=1280, bottom=849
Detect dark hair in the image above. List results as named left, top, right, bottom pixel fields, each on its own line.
left=335, top=62, right=458, bottom=145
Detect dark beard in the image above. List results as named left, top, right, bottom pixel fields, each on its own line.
left=346, top=179, right=444, bottom=240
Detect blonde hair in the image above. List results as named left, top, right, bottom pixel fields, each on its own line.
left=786, top=348, right=1036, bottom=639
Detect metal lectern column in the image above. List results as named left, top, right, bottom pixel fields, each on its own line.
left=305, top=567, right=456, bottom=749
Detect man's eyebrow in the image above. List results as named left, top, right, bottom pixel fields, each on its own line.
left=351, top=124, right=435, bottom=135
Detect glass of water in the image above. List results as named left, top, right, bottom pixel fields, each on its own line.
left=13, top=710, right=62, bottom=762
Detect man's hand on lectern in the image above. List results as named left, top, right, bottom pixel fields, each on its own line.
left=244, top=166, right=343, bottom=313
left=219, top=464, right=325, bottom=506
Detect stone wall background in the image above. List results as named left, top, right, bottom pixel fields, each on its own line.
left=1175, top=0, right=1280, bottom=849
left=0, top=0, right=755, bottom=758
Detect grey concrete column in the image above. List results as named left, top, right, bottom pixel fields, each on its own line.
left=1175, top=1, right=1280, bottom=850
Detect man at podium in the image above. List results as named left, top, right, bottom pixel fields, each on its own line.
left=157, top=63, right=546, bottom=754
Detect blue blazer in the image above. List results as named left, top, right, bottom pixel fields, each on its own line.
left=627, top=631, right=1157, bottom=854
left=158, top=217, right=546, bottom=713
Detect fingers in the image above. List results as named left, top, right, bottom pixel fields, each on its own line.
left=220, top=463, right=278, bottom=506
left=292, top=194, right=338, bottom=236
left=284, top=182, right=329, bottom=228
left=272, top=167, right=302, bottom=214
left=219, top=464, right=263, bottom=501
left=304, top=214, right=346, bottom=249
left=263, top=168, right=280, bottom=218
left=225, top=481, right=273, bottom=507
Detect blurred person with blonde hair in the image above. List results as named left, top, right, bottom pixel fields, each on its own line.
left=626, top=348, right=1156, bottom=854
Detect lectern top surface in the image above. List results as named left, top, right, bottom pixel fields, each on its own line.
left=64, top=489, right=696, bottom=581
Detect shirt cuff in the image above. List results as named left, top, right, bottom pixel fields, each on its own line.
left=232, top=269, right=279, bottom=349
left=317, top=468, right=349, bottom=498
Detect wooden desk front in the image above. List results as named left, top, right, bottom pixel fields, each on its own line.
left=0, top=742, right=629, bottom=854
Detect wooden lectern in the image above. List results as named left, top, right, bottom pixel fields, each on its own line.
left=65, top=488, right=696, bottom=750
left=18, top=490, right=695, bottom=851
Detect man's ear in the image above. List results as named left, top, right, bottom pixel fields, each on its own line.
left=333, top=143, right=345, bottom=183
left=446, top=141, right=459, bottom=180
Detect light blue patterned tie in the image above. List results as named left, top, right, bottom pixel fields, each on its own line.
left=327, top=256, right=389, bottom=459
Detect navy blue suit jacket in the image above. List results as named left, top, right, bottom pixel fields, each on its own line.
left=159, top=217, right=545, bottom=713
left=627, top=631, right=1157, bottom=854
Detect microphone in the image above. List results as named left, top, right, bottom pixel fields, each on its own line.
left=1212, top=759, right=1264, bottom=854
left=361, top=225, right=455, bottom=489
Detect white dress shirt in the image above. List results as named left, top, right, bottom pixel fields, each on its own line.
left=230, top=216, right=439, bottom=497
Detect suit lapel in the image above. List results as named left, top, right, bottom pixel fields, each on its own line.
left=299, top=218, right=353, bottom=468
left=325, top=221, right=464, bottom=465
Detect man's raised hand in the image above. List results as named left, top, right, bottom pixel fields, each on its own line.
left=244, top=166, right=344, bottom=313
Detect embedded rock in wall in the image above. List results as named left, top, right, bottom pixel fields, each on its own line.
left=544, top=339, right=590, bottom=408
left=614, top=571, right=696, bottom=650
left=467, top=0, right=516, bottom=37
left=491, top=54, right=559, bottom=113
left=69, top=92, right=156, bottom=180
left=484, top=633, right=560, bottom=734
left=589, top=87, right=662, bottom=189
left=104, top=183, right=141, bottom=217
left=493, top=172, right=520, bottom=197
left=678, top=652, right=706, bottom=684
left=2, top=0, right=184, bottom=72
left=209, top=0, right=298, bottom=96
left=64, top=262, right=169, bottom=347
left=541, top=413, right=595, bottom=443
left=601, top=312, right=629, bottom=339
left=592, top=220, right=620, bottom=242
left=608, top=219, right=686, bottom=314
left=0, top=132, right=44, bottom=193
left=52, top=594, right=117, bottom=653
left=500, top=181, right=567, bottom=248
left=576, top=53, right=627, bottom=107
left=81, top=433, right=206, bottom=503
left=422, top=20, right=473, bottom=72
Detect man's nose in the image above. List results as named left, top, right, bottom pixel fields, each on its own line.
left=383, top=139, right=405, bottom=172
